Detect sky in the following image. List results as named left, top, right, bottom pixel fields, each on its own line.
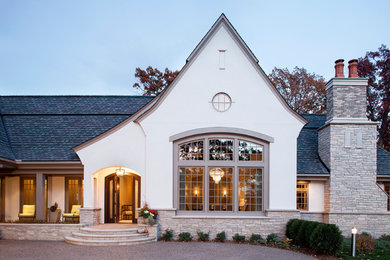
left=1, top=0, right=389, bottom=96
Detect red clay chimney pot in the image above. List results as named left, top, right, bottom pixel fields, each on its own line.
left=334, top=59, right=345, bottom=78
left=348, top=59, right=359, bottom=78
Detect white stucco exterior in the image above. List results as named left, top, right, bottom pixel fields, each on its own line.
left=75, top=17, right=305, bottom=223
left=308, top=181, right=325, bottom=212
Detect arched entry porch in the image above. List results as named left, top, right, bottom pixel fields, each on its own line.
left=92, top=167, right=141, bottom=224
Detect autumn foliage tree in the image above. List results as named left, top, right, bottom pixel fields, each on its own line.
left=358, top=45, right=390, bottom=151
left=268, top=67, right=326, bottom=114
left=133, top=66, right=180, bottom=96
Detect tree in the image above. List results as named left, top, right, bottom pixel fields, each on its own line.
left=133, top=66, right=180, bottom=96
left=268, top=67, right=326, bottom=114
left=358, top=45, right=390, bottom=151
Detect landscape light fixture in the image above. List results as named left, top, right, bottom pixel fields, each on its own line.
left=351, top=227, right=358, bottom=257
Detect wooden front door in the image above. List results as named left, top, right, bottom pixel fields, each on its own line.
left=105, top=174, right=119, bottom=223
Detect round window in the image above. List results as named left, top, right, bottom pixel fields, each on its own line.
left=212, top=92, right=232, bottom=112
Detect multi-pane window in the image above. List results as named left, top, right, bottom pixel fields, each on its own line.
left=209, top=139, right=234, bottom=160
left=179, top=141, right=203, bottom=161
left=385, top=183, right=390, bottom=211
left=238, top=141, right=263, bottom=161
left=209, top=168, right=233, bottom=211
left=176, top=135, right=267, bottom=214
left=296, top=182, right=308, bottom=210
left=238, top=168, right=262, bottom=211
left=179, top=168, right=203, bottom=211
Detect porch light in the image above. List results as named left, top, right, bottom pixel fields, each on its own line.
left=116, top=167, right=125, bottom=176
left=209, top=168, right=224, bottom=184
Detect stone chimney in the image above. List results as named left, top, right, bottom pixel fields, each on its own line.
left=325, top=59, right=368, bottom=122
left=317, top=59, right=386, bottom=235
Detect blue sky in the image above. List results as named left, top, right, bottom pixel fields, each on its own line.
left=1, top=0, right=389, bottom=95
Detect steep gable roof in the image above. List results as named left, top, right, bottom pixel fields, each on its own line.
left=0, top=96, right=153, bottom=161
left=134, top=14, right=307, bottom=125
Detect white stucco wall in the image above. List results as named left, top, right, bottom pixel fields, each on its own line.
left=5, top=176, right=19, bottom=221
left=140, top=24, right=303, bottom=209
left=48, top=176, right=65, bottom=213
left=76, top=122, right=146, bottom=207
left=308, top=181, right=325, bottom=212
left=76, top=22, right=304, bottom=213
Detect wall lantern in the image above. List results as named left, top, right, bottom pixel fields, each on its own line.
left=351, top=227, right=358, bottom=257
left=209, top=168, right=224, bottom=184
left=115, top=167, right=125, bottom=176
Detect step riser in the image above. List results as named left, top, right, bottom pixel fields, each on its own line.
left=72, top=234, right=148, bottom=240
left=79, top=229, right=139, bottom=235
left=64, top=237, right=155, bottom=246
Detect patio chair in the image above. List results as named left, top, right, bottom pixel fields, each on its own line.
left=18, top=205, right=36, bottom=222
left=62, top=205, right=81, bottom=223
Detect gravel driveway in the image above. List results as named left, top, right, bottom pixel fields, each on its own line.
left=0, top=240, right=316, bottom=260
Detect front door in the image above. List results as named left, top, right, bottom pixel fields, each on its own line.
left=104, top=173, right=141, bottom=223
left=105, top=174, right=119, bottom=223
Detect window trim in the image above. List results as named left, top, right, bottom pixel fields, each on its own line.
left=173, top=133, right=269, bottom=216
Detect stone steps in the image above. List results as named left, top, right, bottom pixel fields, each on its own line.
left=65, top=226, right=155, bottom=246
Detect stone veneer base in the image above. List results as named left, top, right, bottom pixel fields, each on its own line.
left=154, top=209, right=300, bottom=240
left=0, top=223, right=83, bottom=240
left=325, top=212, right=390, bottom=238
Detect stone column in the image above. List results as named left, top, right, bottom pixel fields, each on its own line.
left=80, top=207, right=101, bottom=226
left=35, top=173, right=45, bottom=220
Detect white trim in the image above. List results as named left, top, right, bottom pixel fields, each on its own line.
left=326, top=78, right=369, bottom=90
left=169, top=127, right=274, bottom=143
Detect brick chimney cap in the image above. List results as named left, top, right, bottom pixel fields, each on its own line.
left=335, top=59, right=345, bottom=64
left=348, top=59, right=358, bottom=64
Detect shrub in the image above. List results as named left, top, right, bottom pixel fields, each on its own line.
left=356, top=233, right=375, bottom=253
left=379, top=234, right=390, bottom=241
left=289, top=219, right=305, bottom=241
left=178, top=232, right=193, bottom=241
left=215, top=231, right=226, bottom=242
left=232, top=233, right=246, bottom=243
left=160, top=229, right=174, bottom=241
left=303, top=221, right=321, bottom=247
left=285, top=219, right=299, bottom=238
left=249, top=234, right=264, bottom=244
left=309, top=223, right=343, bottom=255
left=266, top=233, right=281, bottom=244
left=197, top=231, right=210, bottom=242
left=296, top=220, right=312, bottom=246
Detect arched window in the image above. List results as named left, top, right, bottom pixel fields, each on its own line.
left=174, top=134, right=269, bottom=215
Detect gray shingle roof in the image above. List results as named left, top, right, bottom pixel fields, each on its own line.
left=0, top=96, right=153, bottom=161
left=297, top=114, right=329, bottom=174
left=0, top=111, right=15, bottom=160
left=1, top=96, right=389, bottom=177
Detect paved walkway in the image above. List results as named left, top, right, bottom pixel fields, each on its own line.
left=0, top=240, right=316, bottom=260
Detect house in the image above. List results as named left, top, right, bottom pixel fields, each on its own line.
left=1, top=14, right=389, bottom=238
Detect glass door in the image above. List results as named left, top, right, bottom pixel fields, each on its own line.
left=105, top=174, right=119, bottom=223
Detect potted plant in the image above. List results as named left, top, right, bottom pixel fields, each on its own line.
left=139, top=203, right=158, bottom=225
left=47, top=202, right=61, bottom=223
